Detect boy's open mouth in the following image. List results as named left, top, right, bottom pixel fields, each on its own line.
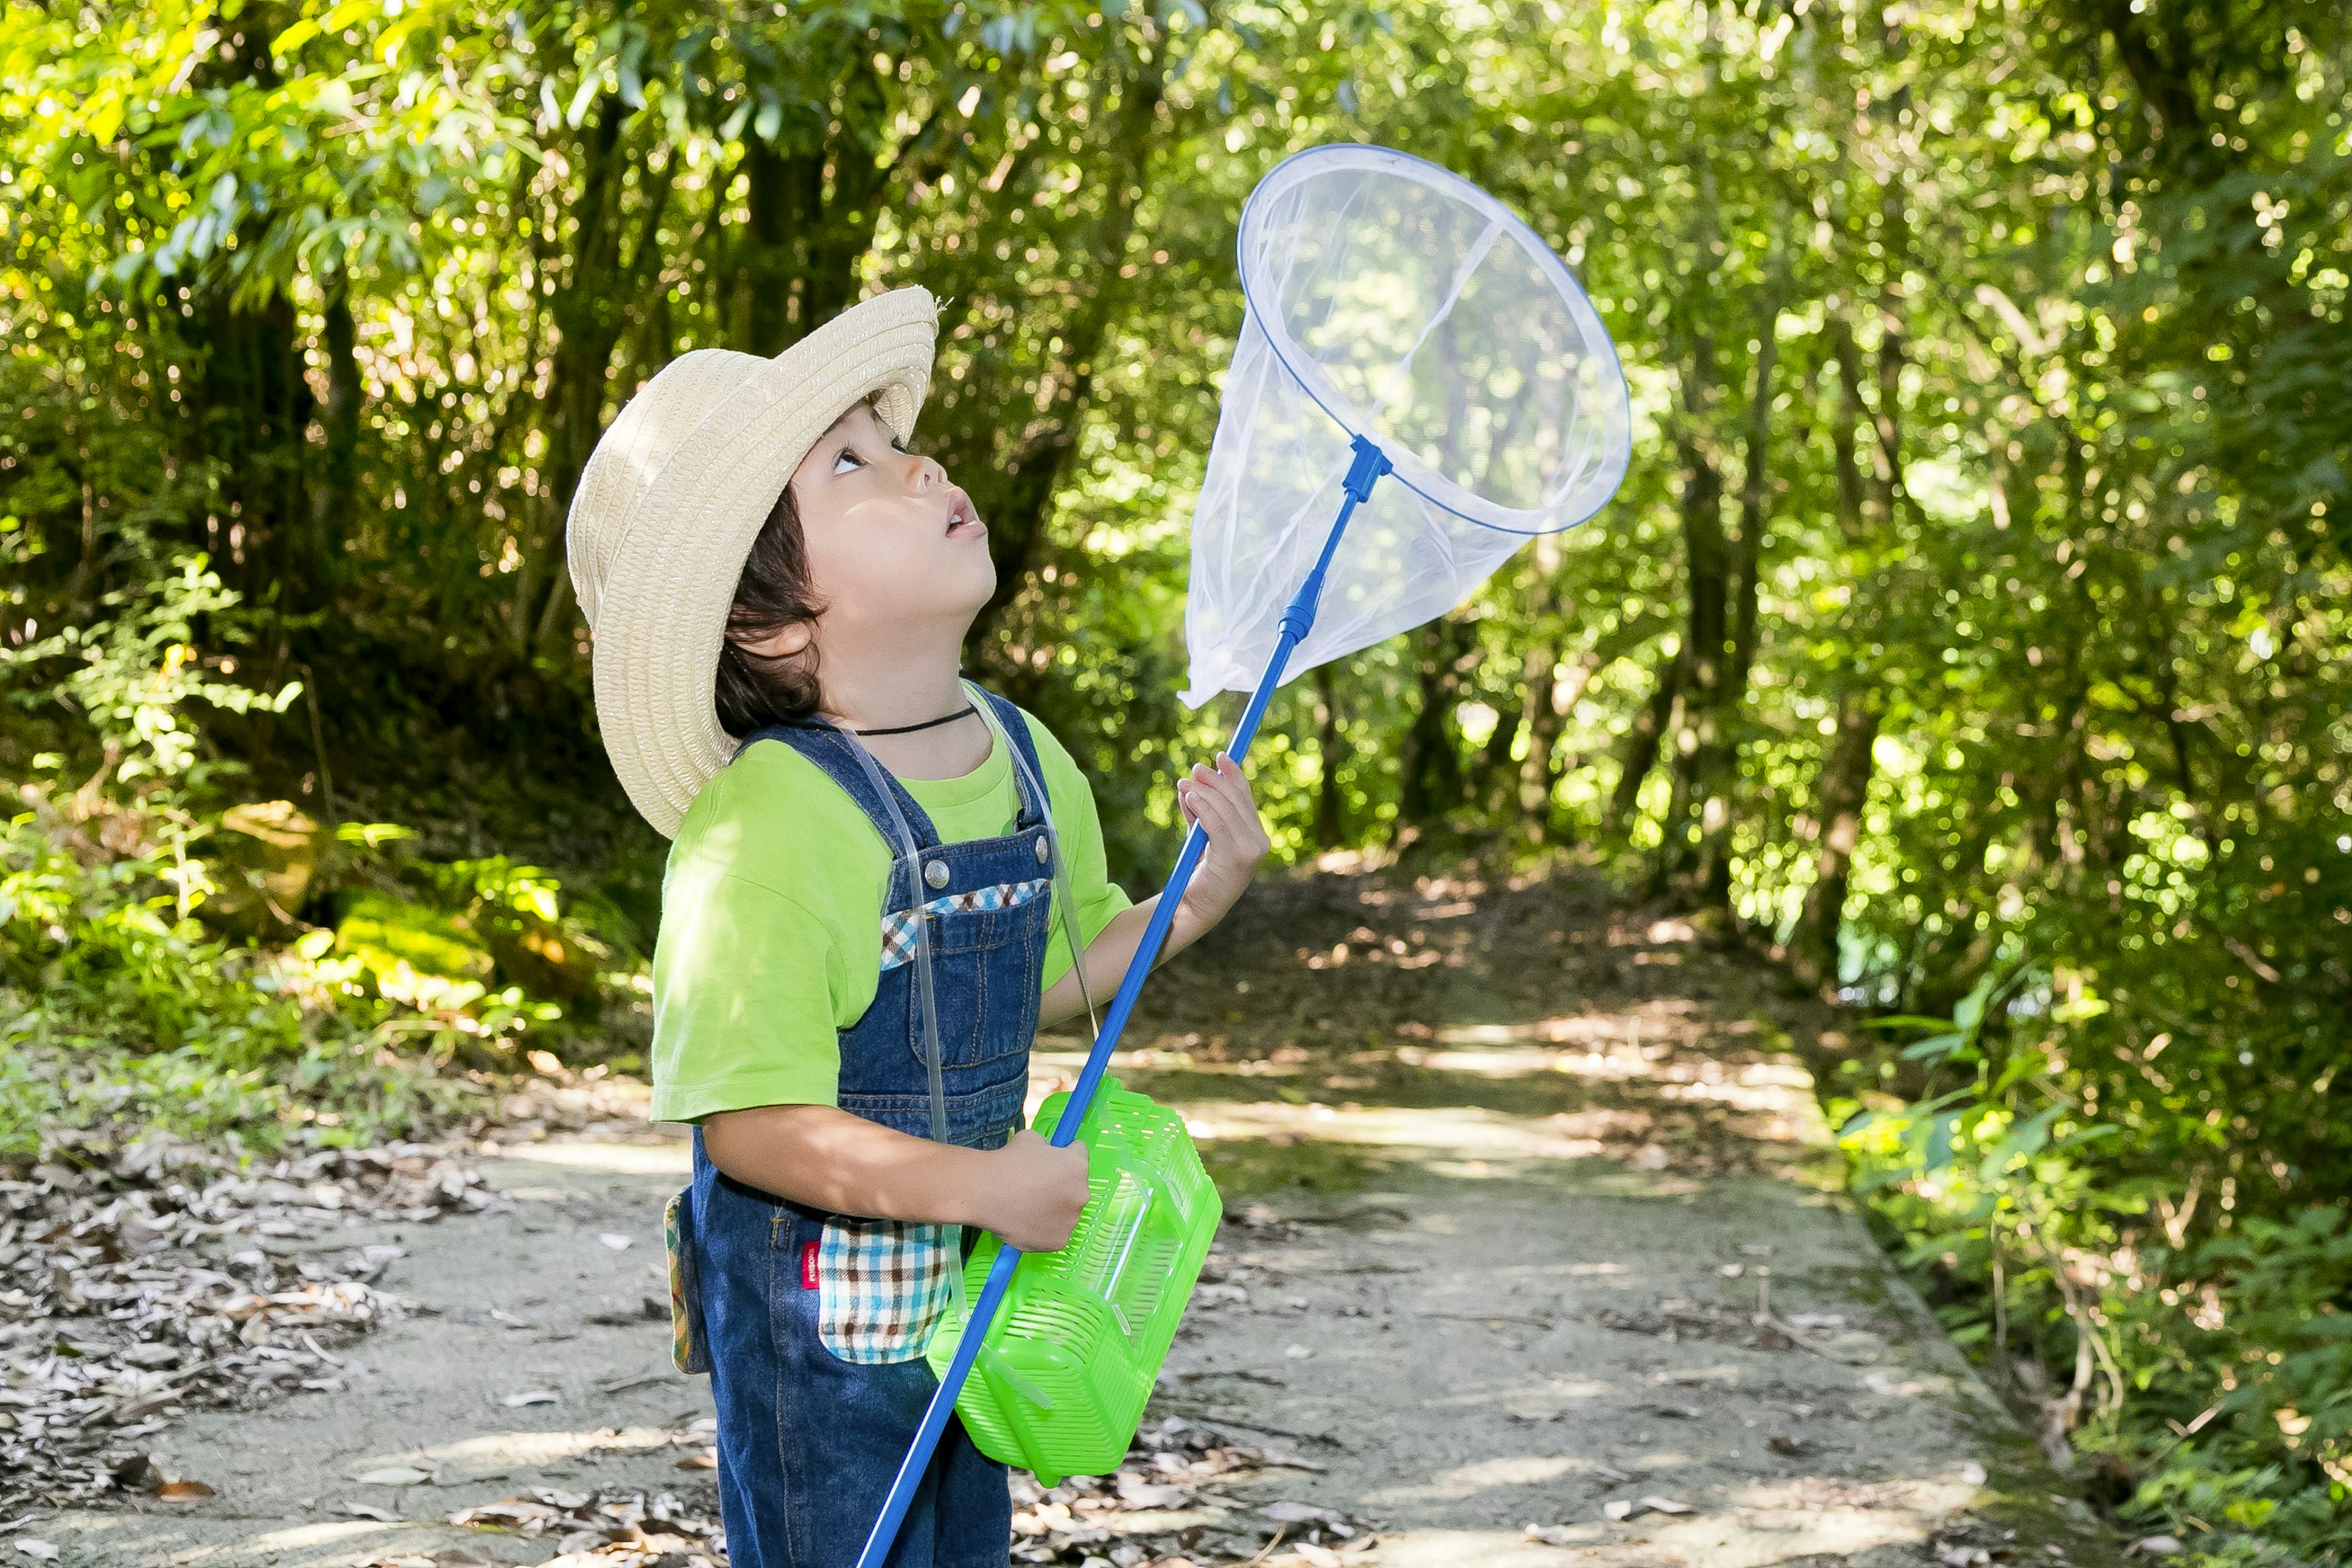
left=943, top=487, right=986, bottom=540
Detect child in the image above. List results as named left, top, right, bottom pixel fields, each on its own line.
left=565, top=286, right=1269, bottom=1567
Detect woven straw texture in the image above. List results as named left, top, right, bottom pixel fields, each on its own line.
left=565, top=287, right=939, bottom=836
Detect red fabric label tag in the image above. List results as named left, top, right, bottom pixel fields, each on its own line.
left=801, top=1239, right=820, bottom=1291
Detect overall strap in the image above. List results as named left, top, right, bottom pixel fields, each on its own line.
left=968, top=687, right=1052, bottom=831
left=733, top=723, right=944, bottom=854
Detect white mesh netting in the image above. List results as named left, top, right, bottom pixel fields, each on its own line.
left=1180, top=144, right=1632, bottom=706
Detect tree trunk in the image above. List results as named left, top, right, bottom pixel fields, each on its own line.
left=1607, top=653, right=1682, bottom=837
left=1787, top=18, right=1916, bottom=986
left=1476, top=536, right=1566, bottom=824
left=1792, top=285, right=1907, bottom=989
left=1728, top=291, right=1781, bottom=696
left=1477, top=641, right=1541, bottom=816
left=1395, top=616, right=1477, bottom=835
left=2090, top=0, right=2209, bottom=153
left=1521, top=646, right=1599, bottom=845
left=1670, top=288, right=1783, bottom=905
left=804, top=67, right=894, bottom=333
left=1828, top=317, right=1870, bottom=529
left=963, top=60, right=1170, bottom=651
left=157, top=7, right=316, bottom=774
left=1657, top=330, right=1733, bottom=903
left=194, top=284, right=313, bottom=627
left=1791, top=687, right=1880, bottom=992
left=737, top=135, right=807, bottom=356
left=1313, top=662, right=1346, bottom=850
left=518, top=100, right=675, bottom=663
left=306, top=281, right=363, bottom=598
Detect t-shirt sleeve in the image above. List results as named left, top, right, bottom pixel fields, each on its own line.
left=1028, top=717, right=1134, bottom=991
left=650, top=872, right=846, bottom=1123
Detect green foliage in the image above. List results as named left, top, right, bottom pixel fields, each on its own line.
left=0, top=0, right=2346, bottom=1551
left=0, top=780, right=649, bottom=1160
left=2, top=548, right=300, bottom=793
left=1838, top=975, right=2352, bottom=1558
left=0, top=802, right=461, bottom=1157
left=334, top=891, right=495, bottom=989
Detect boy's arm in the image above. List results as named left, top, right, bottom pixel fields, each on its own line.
left=702, top=1106, right=1091, bottom=1254
left=1038, top=751, right=1266, bottom=1027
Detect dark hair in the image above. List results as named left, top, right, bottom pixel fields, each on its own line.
left=714, top=481, right=827, bottom=736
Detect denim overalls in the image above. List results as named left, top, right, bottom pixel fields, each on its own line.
left=673, top=689, right=1058, bottom=1568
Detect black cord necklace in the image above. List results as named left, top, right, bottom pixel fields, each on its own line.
left=840, top=706, right=979, bottom=737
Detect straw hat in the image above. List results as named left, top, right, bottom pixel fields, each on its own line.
left=566, top=286, right=940, bottom=837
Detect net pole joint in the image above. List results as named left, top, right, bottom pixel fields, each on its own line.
left=1278, top=435, right=1391, bottom=644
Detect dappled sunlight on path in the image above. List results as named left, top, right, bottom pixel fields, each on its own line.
left=1035, top=861, right=1850, bottom=1186
left=1035, top=864, right=2122, bottom=1567
left=28, top=868, right=2120, bottom=1567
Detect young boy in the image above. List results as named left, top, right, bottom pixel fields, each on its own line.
left=565, top=286, right=1268, bottom=1567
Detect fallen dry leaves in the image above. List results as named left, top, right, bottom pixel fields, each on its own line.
left=435, top=1486, right=723, bottom=1567
left=350, top=1417, right=1368, bottom=1568
left=1007, top=1416, right=1371, bottom=1566
left=1, top=1129, right=489, bottom=1510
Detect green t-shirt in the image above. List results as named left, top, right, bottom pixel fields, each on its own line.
left=649, top=711, right=1131, bottom=1124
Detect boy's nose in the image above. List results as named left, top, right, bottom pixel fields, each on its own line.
left=903, top=452, right=947, bottom=490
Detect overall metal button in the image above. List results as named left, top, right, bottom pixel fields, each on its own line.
left=1035, top=836, right=1051, bottom=864
left=924, top=859, right=951, bottom=889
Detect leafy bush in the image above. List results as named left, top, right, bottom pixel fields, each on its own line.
left=2, top=551, right=301, bottom=798
left=0, top=768, right=652, bottom=1158
left=0, top=799, right=464, bottom=1158
left=1836, top=976, right=2352, bottom=1561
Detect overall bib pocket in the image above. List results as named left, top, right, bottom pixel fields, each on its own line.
left=880, top=877, right=1049, bottom=1070
left=805, top=1216, right=959, bottom=1365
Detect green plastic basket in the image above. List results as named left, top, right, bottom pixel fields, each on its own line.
left=925, top=1077, right=1221, bottom=1486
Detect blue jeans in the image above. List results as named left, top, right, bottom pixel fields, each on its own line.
left=679, top=690, right=1060, bottom=1567
left=688, top=1161, right=1013, bottom=1567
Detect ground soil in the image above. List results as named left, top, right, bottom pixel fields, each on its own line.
left=31, top=866, right=2123, bottom=1568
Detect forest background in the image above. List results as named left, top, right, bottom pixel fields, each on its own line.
left=1, top=0, right=2346, bottom=1557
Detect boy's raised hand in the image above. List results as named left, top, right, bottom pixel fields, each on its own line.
left=982, top=1130, right=1093, bottom=1253
left=1174, top=751, right=1271, bottom=927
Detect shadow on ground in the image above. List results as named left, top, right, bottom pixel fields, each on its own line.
left=37, top=864, right=2122, bottom=1568
left=1026, top=862, right=2124, bottom=1567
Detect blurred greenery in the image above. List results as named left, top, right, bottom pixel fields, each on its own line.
left=1, top=0, right=2346, bottom=1552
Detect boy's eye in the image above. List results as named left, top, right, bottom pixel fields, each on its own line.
left=831, top=449, right=863, bottom=475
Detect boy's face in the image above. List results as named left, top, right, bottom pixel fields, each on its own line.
left=787, top=400, right=995, bottom=638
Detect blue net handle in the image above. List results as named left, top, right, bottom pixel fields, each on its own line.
left=852, top=435, right=1393, bottom=1568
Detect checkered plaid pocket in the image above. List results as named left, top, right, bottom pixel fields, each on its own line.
left=812, top=1218, right=958, bottom=1364
left=663, top=1189, right=709, bottom=1376
left=878, top=877, right=1049, bottom=972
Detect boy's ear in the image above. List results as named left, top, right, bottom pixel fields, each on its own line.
left=733, top=621, right=815, bottom=660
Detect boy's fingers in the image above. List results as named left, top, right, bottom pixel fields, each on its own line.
left=1204, top=788, right=1256, bottom=845
left=1194, top=762, right=1246, bottom=800
left=1180, top=758, right=1264, bottom=843
left=1193, top=795, right=1237, bottom=840
left=1182, top=785, right=1226, bottom=835
left=1186, top=771, right=1254, bottom=831
left=1204, top=779, right=1259, bottom=824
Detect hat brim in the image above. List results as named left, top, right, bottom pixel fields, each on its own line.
left=581, top=289, right=938, bottom=837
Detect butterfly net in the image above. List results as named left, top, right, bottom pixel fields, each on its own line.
left=1180, top=145, right=1632, bottom=706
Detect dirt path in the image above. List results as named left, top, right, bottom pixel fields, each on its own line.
left=32, top=869, right=2120, bottom=1568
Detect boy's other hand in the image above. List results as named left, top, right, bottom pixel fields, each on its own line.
left=984, top=1130, right=1092, bottom=1253
left=1175, top=751, right=1270, bottom=927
